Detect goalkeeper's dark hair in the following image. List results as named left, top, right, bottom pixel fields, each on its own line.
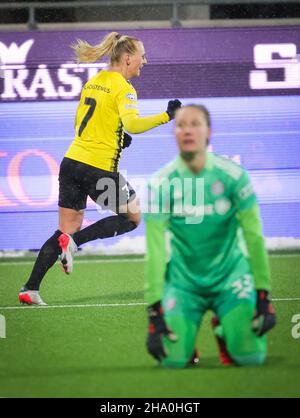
left=71, top=32, right=140, bottom=64
left=180, top=104, right=211, bottom=145
left=184, top=104, right=211, bottom=128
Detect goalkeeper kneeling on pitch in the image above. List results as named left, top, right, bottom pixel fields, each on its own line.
left=144, top=104, right=276, bottom=368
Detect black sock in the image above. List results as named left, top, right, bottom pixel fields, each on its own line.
left=72, top=215, right=137, bottom=247
left=25, top=230, right=62, bottom=291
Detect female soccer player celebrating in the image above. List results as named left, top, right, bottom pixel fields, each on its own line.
left=19, top=31, right=181, bottom=305
left=145, top=105, right=276, bottom=367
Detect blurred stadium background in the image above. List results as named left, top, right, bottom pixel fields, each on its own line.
left=1, top=0, right=300, bottom=255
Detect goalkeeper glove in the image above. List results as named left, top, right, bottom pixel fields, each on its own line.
left=252, top=290, right=276, bottom=337
left=166, top=99, right=182, bottom=120
left=146, top=301, right=177, bottom=362
left=122, top=132, right=132, bottom=149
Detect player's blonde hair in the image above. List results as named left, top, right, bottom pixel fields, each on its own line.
left=71, top=32, right=140, bottom=64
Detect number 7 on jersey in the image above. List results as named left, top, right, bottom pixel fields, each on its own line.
left=78, top=97, right=97, bottom=137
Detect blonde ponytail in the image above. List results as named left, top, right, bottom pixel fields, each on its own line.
left=71, top=31, right=140, bottom=64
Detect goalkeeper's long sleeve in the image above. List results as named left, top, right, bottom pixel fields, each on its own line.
left=238, top=204, right=271, bottom=291
left=122, top=112, right=169, bottom=134
left=144, top=219, right=168, bottom=305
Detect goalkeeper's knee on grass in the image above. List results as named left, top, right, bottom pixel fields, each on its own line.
left=221, top=303, right=268, bottom=367
left=230, top=351, right=266, bottom=367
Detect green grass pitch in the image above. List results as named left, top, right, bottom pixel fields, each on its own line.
left=0, top=253, right=299, bottom=398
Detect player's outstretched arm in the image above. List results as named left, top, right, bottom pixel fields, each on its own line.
left=121, top=100, right=182, bottom=134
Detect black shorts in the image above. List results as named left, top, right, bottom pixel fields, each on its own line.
left=58, top=157, right=136, bottom=212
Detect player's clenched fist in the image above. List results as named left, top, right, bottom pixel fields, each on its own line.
left=166, top=99, right=182, bottom=120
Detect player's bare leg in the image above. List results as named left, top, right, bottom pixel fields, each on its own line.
left=59, top=207, right=84, bottom=234
left=124, top=196, right=142, bottom=226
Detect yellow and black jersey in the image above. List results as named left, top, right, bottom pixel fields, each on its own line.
left=65, top=70, right=169, bottom=172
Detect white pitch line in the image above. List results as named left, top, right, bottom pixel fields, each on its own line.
left=0, top=298, right=299, bottom=311
left=0, top=253, right=299, bottom=267
left=0, top=302, right=147, bottom=311
left=269, top=253, right=300, bottom=258
left=0, top=258, right=144, bottom=266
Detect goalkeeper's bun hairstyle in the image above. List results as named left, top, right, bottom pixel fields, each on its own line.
left=185, top=104, right=211, bottom=128
left=71, top=32, right=140, bottom=64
